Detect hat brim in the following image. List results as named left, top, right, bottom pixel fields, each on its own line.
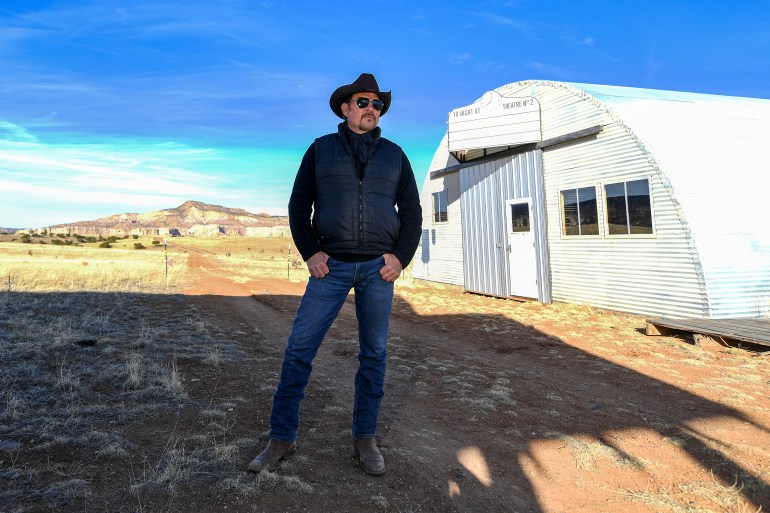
left=330, top=85, right=391, bottom=119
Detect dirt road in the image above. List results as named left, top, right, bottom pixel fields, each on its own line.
left=180, top=251, right=770, bottom=512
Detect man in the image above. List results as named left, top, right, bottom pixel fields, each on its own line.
left=248, top=73, right=422, bottom=476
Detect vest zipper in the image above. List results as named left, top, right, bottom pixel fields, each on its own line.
left=358, top=177, right=364, bottom=249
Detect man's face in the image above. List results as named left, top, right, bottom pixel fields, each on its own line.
left=341, top=92, right=381, bottom=134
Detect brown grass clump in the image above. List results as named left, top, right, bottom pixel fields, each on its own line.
left=626, top=475, right=763, bottom=513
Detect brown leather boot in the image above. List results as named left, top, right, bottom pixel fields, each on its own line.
left=247, top=439, right=297, bottom=472
left=354, top=438, right=385, bottom=476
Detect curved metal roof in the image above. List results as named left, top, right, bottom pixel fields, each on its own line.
left=526, top=81, right=770, bottom=317
left=566, top=82, right=770, bottom=235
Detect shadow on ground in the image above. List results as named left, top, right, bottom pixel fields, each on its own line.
left=1, top=290, right=768, bottom=512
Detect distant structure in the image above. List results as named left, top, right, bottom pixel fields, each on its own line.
left=415, top=81, right=770, bottom=319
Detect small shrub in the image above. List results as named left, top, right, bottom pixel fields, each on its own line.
left=132, top=235, right=139, bottom=239
left=152, top=240, right=161, bottom=246
left=162, top=358, right=186, bottom=399
left=99, top=242, right=111, bottom=248
left=134, top=243, right=146, bottom=250
left=21, top=234, right=31, bottom=243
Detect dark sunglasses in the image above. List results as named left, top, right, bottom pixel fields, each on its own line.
left=354, top=97, right=385, bottom=111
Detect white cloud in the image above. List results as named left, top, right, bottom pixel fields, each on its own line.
left=0, top=142, right=221, bottom=222
left=448, top=52, right=472, bottom=65
left=0, top=140, right=216, bottom=187
left=0, top=121, right=38, bottom=142
left=4, top=2, right=289, bottom=43
left=0, top=180, right=182, bottom=210
left=472, top=12, right=529, bottom=32
left=0, top=128, right=296, bottom=227
left=558, top=32, right=596, bottom=48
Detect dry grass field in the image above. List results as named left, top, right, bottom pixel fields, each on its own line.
left=0, top=234, right=188, bottom=293
left=1, top=234, right=768, bottom=513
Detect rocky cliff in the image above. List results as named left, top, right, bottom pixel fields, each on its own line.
left=42, top=200, right=289, bottom=237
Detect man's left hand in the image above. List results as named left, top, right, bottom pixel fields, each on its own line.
left=380, top=253, right=403, bottom=282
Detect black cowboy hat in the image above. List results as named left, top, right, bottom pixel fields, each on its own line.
left=329, top=73, right=391, bottom=119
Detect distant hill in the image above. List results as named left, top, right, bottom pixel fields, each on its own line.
left=0, top=228, right=18, bottom=234
left=41, top=200, right=289, bottom=237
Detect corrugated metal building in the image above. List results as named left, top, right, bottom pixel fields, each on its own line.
left=414, top=80, right=770, bottom=319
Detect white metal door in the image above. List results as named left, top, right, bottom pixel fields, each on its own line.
left=506, top=198, right=538, bottom=298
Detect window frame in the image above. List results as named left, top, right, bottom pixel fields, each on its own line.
left=602, top=177, right=656, bottom=237
left=431, top=189, right=448, bottom=224
left=558, top=184, right=601, bottom=238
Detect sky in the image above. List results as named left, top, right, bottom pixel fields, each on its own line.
left=2, top=0, right=770, bottom=228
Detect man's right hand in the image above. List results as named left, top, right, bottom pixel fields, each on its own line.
left=306, top=251, right=330, bottom=279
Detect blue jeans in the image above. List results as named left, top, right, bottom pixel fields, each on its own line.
left=269, top=256, right=394, bottom=441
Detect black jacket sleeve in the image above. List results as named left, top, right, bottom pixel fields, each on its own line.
left=288, top=143, right=322, bottom=261
left=392, top=153, right=423, bottom=268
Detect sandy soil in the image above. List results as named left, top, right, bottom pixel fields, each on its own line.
left=3, top=244, right=769, bottom=512
left=181, top=250, right=770, bottom=512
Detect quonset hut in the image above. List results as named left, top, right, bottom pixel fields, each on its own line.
left=414, top=81, right=770, bottom=319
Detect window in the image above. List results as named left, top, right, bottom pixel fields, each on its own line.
left=605, top=178, right=653, bottom=235
left=509, top=203, right=530, bottom=233
left=560, top=186, right=598, bottom=236
left=432, top=190, right=448, bottom=223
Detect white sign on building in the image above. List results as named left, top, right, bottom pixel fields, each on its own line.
left=447, top=91, right=541, bottom=152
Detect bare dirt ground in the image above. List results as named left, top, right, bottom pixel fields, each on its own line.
left=2, top=239, right=769, bottom=512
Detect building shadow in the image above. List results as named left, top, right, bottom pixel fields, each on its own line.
left=388, top=294, right=770, bottom=512
left=251, top=290, right=770, bottom=512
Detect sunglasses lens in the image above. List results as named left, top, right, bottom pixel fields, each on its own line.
left=355, top=98, right=385, bottom=111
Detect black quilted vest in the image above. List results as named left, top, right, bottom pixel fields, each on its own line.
left=312, top=130, right=402, bottom=255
